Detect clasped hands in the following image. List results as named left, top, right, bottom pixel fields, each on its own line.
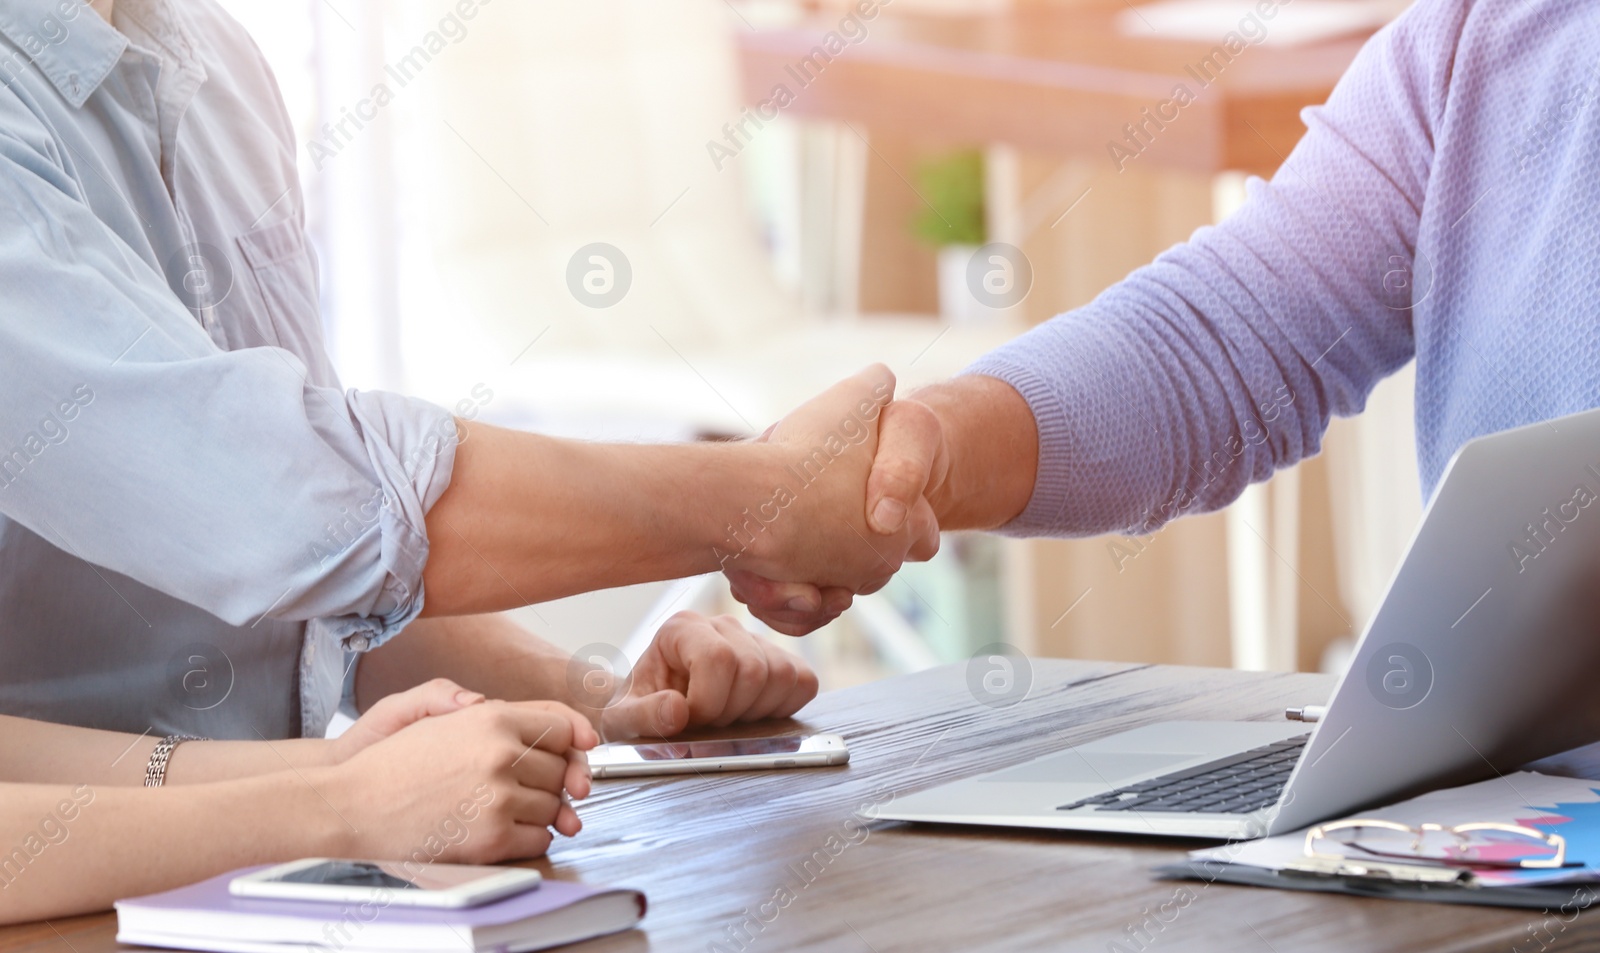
left=718, top=364, right=952, bottom=636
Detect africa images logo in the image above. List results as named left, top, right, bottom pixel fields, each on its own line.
left=965, top=643, right=1033, bottom=710
left=1365, top=642, right=1433, bottom=711
left=167, top=642, right=235, bottom=712
left=566, top=243, right=632, bottom=309
left=964, top=243, right=1032, bottom=310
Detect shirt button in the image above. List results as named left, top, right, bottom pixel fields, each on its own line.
left=346, top=634, right=371, bottom=652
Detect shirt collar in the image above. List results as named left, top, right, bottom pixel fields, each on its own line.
left=114, top=0, right=206, bottom=87
left=0, top=0, right=127, bottom=108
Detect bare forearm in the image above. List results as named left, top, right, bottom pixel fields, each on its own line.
left=421, top=422, right=782, bottom=616
left=425, top=367, right=930, bottom=636
left=0, top=716, right=332, bottom=786
left=355, top=615, right=570, bottom=713
left=0, top=774, right=347, bottom=923
left=917, top=376, right=1039, bottom=531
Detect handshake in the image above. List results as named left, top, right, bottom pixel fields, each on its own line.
left=711, top=364, right=983, bottom=636
left=426, top=364, right=1037, bottom=641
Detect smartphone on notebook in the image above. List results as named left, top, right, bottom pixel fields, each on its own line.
left=230, top=859, right=541, bottom=908
left=588, top=732, right=849, bottom=778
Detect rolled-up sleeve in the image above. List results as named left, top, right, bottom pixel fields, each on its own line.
left=0, top=121, right=455, bottom=650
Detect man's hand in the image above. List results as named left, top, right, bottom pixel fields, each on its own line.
left=719, top=365, right=942, bottom=634
left=728, top=375, right=1037, bottom=635
left=726, top=380, right=950, bottom=635
left=862, top=397, right=952, bottom=535
left=581, top=612, right=820, bottom=741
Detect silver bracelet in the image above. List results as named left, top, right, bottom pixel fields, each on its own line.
left=144, top=734, right=207, bottom=788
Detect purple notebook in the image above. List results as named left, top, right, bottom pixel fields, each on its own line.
left=116, top=865, right=646, bottom=953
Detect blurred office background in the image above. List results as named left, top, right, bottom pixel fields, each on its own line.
left=218, top=0, right=1421, bottom=695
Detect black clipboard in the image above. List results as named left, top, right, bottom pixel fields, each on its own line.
left=1155, top=860, right=1600, bottom=910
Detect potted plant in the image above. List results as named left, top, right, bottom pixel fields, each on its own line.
left=913, top=150, right=990, bottom=324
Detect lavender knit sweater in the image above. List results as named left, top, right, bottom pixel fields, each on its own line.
left=966, top=0, right=1600, bottom=537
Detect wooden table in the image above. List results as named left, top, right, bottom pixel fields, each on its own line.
left=736, top=6, right=1371, bottom=176
left=15, top=660, right=1599, bottom=952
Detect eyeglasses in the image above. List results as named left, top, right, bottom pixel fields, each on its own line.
left=1302, top=818, right=1567, bottom=870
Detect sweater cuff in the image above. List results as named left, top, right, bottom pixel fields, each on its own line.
left=957, top=359, right=1075, bottom=537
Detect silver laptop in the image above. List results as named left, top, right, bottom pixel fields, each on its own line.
left=880, top=406, right=1600, bottom=839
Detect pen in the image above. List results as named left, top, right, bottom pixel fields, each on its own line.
left=1285, top=705, right=1327, bottom=723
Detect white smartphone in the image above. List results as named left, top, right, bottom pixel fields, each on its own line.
left=230, top=859, right=541, bottom=909
left=588, top=733, right=849, bottom=778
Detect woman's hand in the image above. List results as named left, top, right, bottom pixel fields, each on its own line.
left=327, top=677, right=486, bottom=765
left=325, top=699, right=598, bottom=862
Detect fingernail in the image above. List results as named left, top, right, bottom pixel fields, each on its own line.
left=872, top=498, right=906, bottom=532
left=454, top=690, right=484, bottom=706
left=785, top=596, right=816, bottom=612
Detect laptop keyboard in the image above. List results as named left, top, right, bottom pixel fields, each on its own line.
left=1057, top=734, right=1310, bottom=815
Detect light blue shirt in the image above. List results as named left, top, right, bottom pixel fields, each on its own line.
left=0, top=0, right=457, bottom=738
